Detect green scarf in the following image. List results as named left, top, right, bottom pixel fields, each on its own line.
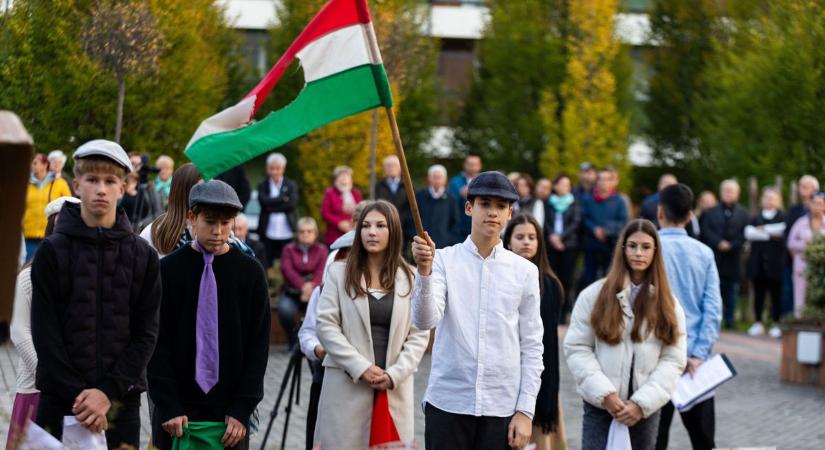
left=172, top=422, right=227, bottom=450
left=549, top=194, right=574, bottom=214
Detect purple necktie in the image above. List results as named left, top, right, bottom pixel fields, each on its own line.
left=193, top=240, right=219, bottom=394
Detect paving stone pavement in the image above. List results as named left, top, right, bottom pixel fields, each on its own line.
left=1, top=331, right=823, bottom=449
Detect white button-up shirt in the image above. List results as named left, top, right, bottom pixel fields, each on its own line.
left=266, top=178, right=294, bottom=240
left=412, top=237, right=544, bottom=418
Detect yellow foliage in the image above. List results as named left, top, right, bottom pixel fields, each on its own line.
left=541, top=0, right=630, bottom=187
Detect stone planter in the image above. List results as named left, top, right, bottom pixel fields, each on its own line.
left=780, top=325, right=825, bottom=386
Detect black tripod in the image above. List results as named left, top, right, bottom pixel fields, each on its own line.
left=259, top=347, right=303, bottom=450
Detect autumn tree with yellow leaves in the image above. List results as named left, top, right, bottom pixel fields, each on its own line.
left=541, top=0, right=630, bottom=183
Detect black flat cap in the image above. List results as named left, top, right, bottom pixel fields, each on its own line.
left=189, top=180, right=243, bottom=210
left=467, top=171, right=519, bottom=202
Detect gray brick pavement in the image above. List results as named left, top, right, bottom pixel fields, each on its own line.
left=1, top=333, right=824, bottom=449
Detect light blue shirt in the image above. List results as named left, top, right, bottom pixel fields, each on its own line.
left=658, top=228, right=722, bottom=360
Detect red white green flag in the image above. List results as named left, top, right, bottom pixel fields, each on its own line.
left=185, top=0, right=393, bottom=180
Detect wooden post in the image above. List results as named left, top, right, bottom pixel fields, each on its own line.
left=383, top=107, right=424, bottom=238
left=0, top=112, right=34, bottom=334
left=368, top=109, right=378, bottom=200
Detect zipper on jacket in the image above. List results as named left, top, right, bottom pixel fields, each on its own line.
left=96, top=227, right=104, bottom=386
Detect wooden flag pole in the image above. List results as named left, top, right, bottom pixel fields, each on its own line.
left=383, top=107, right=425, bottom=238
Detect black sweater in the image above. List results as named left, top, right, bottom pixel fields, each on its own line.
left=31, top=203, right=161, bottom=404
left=148, top=245, right=271, bottom=426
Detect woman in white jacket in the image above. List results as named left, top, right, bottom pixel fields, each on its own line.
left=315, top=200, right=430, bottom=450
left=564, top=219, right=687, bottom=450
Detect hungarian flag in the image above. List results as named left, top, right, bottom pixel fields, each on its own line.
left=369, top=390, right=401, bottom=447
left=185, top=0, right=393, bottom=180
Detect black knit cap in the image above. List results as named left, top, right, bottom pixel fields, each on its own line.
left=466, top=171, right=519, bottom=203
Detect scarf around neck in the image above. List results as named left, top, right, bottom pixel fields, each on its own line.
left=549, top=194, right=574, bottom=213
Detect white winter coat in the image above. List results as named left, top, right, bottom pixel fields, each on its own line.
left=564, top=278, right=687, bottom=418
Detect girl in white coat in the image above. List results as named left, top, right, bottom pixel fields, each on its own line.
left=315, top=200, right=430, bottom=450
left=564, top=219, right=687, bottom=450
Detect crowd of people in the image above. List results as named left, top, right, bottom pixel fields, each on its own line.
left=10, top=140, right=825, bottom=450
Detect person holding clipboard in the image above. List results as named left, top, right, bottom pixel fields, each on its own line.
left=654, top=184, right=723, bottom=450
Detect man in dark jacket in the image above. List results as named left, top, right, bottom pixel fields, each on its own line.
left=638, top=173, right=678, bottom=226
left=417, top=164, right=460, bottom=248
left=579, top=167, right=628, bottom=288
left=376, top=155, right=412, bottom=242
left=32, top=140, right=161, bottom=448
left=257, top=152, right=299, bottom=267
left=700, top=179, right=750, bottom=329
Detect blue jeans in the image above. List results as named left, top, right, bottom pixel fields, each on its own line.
left=579, top=247, right=612, bottom=291
left=719, top=276, right=740, bottom=329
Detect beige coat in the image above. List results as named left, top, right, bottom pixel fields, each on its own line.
left=564, top=279, right=687, bottom=418
left=315, top=262, right=430, bottom=450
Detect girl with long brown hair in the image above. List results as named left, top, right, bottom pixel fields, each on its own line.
left=564, top=219, right=686, bottom=450
left=315, top=200, right=429, bottom=450
left=140, top=162, right=202, bottom=256
left=504, top=214, right=566, bottom=450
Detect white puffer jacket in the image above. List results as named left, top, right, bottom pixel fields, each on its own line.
left=564, top=278, right=687, bottom=418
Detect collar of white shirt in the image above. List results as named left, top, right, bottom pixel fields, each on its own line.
left=462, top=236, right=503, bottom=260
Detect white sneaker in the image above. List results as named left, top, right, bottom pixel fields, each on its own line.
left=769, top=325, right=782, bottom=338
left=747, top=322, right=765, bottom=336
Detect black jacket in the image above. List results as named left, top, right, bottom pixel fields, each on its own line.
left=31, top=203, right=161, bottom=403
left=543, top=200, right=581, bottom=249
left=257, top=177, right=299, bottom=239
left=149, top=246, right=270, bottom=427
left=535, top=273, right=562, bottom=433
left=700, top=203, right=750, bottom=278
left=376, top=178, right=412, bottom=239
left=416, top=188, right=460, bottom=248
left=747, top=210, right=787, bottom=281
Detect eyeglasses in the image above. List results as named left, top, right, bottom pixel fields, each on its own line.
left=624, top=243, right=656, bottom=254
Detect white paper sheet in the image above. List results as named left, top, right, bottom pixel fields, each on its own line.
left=606, top=419, right=632, bottom=450
left=672, top=354, right=735, bottom=411
left=62, top=416, right=108, bottom=450
left=17, top=421, right=66, bottom=450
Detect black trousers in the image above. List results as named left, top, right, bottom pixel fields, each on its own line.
left=36, top=393, right=141, bottom=449
left=424, top=403, right=512, bottom=450
left=753, top=276, right=782, bottom=322
left=655, top=397, right=715, bottom=450
left=263, top=237, right=291, bottom=268
left=305, top=362, right=324, bottom=450
left=549, top=246, right=577, bottom=315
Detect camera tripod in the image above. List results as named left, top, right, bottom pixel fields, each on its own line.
left=259, top=346, right=303, bottom=450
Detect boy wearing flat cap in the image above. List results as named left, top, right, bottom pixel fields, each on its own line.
left=412, top=171, right=544, bottom=450
left=148, top=180, right=271, bottom=450
left=31, top=140, right=161, bottom=448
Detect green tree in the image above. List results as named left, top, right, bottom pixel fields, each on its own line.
left=453, top=0, right=567, bottom=175
left=696, top=0, right=825, bottom=184
left=0, top=0, right=245, bottom=162
left=267, top=0, right=438, bottom=218
left=541, top=0, right=630, bottom=183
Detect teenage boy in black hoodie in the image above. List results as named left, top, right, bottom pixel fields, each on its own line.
left=149, top=180, right=271, bottom=450
left=31, top=140, right=161, bottom=448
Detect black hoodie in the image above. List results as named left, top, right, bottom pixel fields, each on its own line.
left=31, top=202, right=161, bottom=403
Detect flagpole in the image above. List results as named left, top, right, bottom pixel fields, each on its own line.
left=383, top=107, right=425, bottom=238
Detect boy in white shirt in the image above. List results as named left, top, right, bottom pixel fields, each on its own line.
left=412, top=171, right=544, bottom=450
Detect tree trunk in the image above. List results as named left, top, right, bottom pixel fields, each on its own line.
left=115, top=72, right=125, bottom=143
left=368, top=108, right=378, bottom=200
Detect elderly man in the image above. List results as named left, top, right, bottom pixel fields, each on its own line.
left=376, top=155, right=412, bottom=241
left=700, top=179, right=750, bottom=329
left=417, top=165, right=460, bottom=248
left=639, top=173, right=678, bottom=226
left=257, top=152, right=299, bottom=267
left=234, top=212, right=267, bottom=269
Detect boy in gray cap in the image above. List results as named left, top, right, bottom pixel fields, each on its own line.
left=148, top=180, right=271, bottom=450
left=31, top=139, right=161, bottom=448
left=412, top=171, right=544, bottom=450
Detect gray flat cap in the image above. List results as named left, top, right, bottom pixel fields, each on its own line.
left=73, top=139, right=132, bottom=172
left=189, top=179, right=243, bottom=211
left=467, top=171, right=519, bottom=202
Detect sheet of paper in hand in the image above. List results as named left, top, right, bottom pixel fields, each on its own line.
left=62, top=416, right=107, bottom=450
left=672, top=353, right=737, bottom=412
